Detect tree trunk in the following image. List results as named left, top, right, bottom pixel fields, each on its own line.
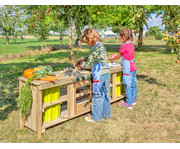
left=74, top=21, right=81, bottom=48
left=6, top=38, right=9, bottom=44
left=116, top=33, right=119, bottom=43
left=60, top=32, right=63, bottom=49
left=137, top=21, right=143, bottom=51
left=6, top=33, right=9, bottom=44
left=68, top=12, right=75, bottom=64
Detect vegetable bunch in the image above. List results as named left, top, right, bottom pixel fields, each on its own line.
left=17, top=65, right=56, bottom=118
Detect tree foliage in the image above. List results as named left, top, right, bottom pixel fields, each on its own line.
left=0, top=5, right=26, bottom=44
left=160, top=5, right=180, bottom=60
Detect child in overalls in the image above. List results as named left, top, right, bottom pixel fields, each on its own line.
left=109, top=28, right=137, bottom=109
left=80, top=28, right=111, bottom=122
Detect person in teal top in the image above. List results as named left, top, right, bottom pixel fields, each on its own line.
left=80, top=28, right=111, bottom=122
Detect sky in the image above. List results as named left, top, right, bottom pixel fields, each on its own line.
left=144, top=14, right=164, bottom=31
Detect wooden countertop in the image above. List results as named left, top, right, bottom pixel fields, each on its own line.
left=18, top=65, right=122, bottom=90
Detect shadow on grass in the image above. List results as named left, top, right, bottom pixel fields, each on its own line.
left=137, top=74, right=166, bottom=86
left=81, top=42, right=170, bottom=55
left=26, top=44, right=61, bottom=51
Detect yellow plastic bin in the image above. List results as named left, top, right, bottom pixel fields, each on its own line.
left=110, top=72, right=122, bottom=97
left=110, top=72, right=122, bottom=83
left=110, top=84, right=122, bottom=97
left=116, top=72, right=122, bottom=83
left=42, top=86, right=61, bottom=122
left=51, top=87, right=61, bottom=120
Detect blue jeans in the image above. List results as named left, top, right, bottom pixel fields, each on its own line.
left=91, top=73, right=111, bottom=122
left=124, top=71, right=137, bottom=105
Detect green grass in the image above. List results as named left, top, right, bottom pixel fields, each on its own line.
left=0, top=38, right=180, bottom=142
left=0, top=37, right=75, bottom=56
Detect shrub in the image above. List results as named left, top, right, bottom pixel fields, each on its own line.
left=145, top=31, right=150, bottom=37
left=155, top=31, right=165, bottom=40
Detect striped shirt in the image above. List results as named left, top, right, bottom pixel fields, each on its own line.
left=82, top=41, right=110, bottom=75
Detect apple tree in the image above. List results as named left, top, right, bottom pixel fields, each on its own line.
left=26, top=5, right=52, bottom=41
left=130, top=5, right=160, bottom=51
left=160, top=5, right=180, bottom=62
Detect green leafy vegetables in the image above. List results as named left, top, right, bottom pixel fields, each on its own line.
left=17, top=65, right=55, bottom=117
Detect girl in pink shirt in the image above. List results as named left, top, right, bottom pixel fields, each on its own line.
left=109, top=28, right=137, bottom=109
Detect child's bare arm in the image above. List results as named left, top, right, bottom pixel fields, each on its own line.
left=109, top=52, right=122, bottom=62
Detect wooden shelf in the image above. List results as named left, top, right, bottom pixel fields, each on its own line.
left=42, top=110, right=68, bottom=130
left=76, top=89, right=90, bottom=98
left=42, top=95, right=68, bottom=110
left=116, top=82, right=122, bottom=85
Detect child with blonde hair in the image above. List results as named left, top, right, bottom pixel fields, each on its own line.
left=80, top=28, right=111, bottom=122
left=109, top=28, right=137, bottom=109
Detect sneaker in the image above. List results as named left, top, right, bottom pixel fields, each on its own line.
left=132, top=101, right=136, bottom=105
left=85, top=116, right=95, bottom=122
left=119, top=102, right=132, bottom=109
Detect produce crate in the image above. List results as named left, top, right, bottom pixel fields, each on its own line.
left=18, top=66, right=126, bottom=139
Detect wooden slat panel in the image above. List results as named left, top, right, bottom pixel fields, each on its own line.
left=76, top=100, right=91, bottom=114
left=24, top=85, right=37, bottom=132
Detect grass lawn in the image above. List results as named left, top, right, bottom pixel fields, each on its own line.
left=0, top=39, right=179, bottom=143
left=0, top=37, right=75, bottom=56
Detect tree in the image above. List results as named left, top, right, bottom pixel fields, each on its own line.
left=149, top=26, right=162, bottom=37
left=160, top=5, right=180, bottom=62
left=26, top=5, right=52, bottom=41
left=49, top=14, right=68, bottom=49
left=0, top=5, right=26, bottom=44
left=130, top=5, right=160, bottom=51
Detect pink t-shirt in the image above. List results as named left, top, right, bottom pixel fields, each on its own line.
left=119, top=43, right=137, bottom=71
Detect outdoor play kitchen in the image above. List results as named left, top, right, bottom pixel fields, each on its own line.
left=18, top=61, right=126, bottom=139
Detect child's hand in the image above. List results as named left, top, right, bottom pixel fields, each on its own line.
left=109, top=57, right=114, bottom=63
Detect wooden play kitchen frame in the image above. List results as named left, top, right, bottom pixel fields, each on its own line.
left=18, top=65, right=126, bottom=139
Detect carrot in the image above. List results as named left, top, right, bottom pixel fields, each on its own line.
left=40, top=75, right=58, bottom=81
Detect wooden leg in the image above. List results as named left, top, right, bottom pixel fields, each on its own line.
left=36, top=87, right=42, bottom=139
left=112, top=73, right=117, bottom=101
left=20, top=112, right=24, bottom=129
left=67, top=83, right=75, bottom=118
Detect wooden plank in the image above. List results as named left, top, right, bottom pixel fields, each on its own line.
left=24, top=85, right=37, bottom=132
left=122, top=84, right=126, bottom=94
left=112, top=73, right=116, bottom=101
left=110, top=66, right=122, bottom=73
left=39, top=77, right=74, bottom=90
left=110, top=93, right=126, bottom=103
left=76, top=89, right=90, bottom=98
left=19, top=80, right=24, bottom=129
left=67, top=83, right=75, bottom=118
left=42, top=110, right=68, bottom=130
left=76, top=79, right=91, bottom=88
left=76, top=100, right=91, bottom=114
left=42, top=94, right=68, bottom=110
left=36, top=87, right=42, bottom=139
left=116, top=82, right=122, bottom=85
